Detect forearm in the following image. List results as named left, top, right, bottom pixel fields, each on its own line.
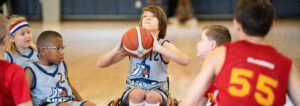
left=70, top=84, right=83, bottom=101
left=157, top=46, right=189, bottom=66
left=181, top=75, right=206, bottom=106
left=181, top=53, right=217, bottom=106
left=97, top=49, right=122, bottom=68
left=198, top=97, right=208, bottom=106
left=288, top=64, right=300, bottom=105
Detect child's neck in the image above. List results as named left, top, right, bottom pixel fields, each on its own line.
left=243, top=36, right=266, bottom=45
left=151, top=30, right=159, bottom=37
left=38, top=58, right=53, bottom=66
left=17, top=46, right=29, bottom=51
left=239, top=32, right=267, bottom=45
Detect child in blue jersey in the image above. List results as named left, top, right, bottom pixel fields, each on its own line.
left=97, top=5, right=189, bottom=106
left=25, top=30, right=95, bottom=106
left=4, top=15, right=38, bottom=68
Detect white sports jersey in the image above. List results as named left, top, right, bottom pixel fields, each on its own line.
left=126, top=39, right=169, bottom=92
left=3, top=51, right=13, bottom=62
left=26, top=61, right=74, bottom=106
left=4, top=47, right=38, bottom=68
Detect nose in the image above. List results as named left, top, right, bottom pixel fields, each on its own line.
left=60, top=50, right=65, bottom=55
left=25, top=33, right=32, bottom=38
left=145, top=16, right=150, bottom=20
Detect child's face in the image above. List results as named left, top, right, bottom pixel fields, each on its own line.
left=142, top=11, right=159, bottom=33
left=196, top=30, right=214, bottom=59
left=43, top=37, right=64, bottom=65
left=12, top=27, right=32, bottom=50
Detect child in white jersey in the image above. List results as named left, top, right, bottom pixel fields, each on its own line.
left=97, top=5, right=189, bottom=106
left=25, top=30, right=95, bottom=106
left=4, top=15, right=38, bottom=68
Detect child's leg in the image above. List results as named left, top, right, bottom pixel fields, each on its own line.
left=66, top=101, right=96, bottom=106
left=47, top=102, right=71, bottom=106
left=128, top=87, right=146, bottom=104
left=58, top=102, right=71, bottom=106
left=145, top=90, right=167, bottom=106
left=81, top=101, right=96, bottom=106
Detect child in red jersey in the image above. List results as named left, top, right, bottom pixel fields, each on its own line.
left=196, top=25, right=231, bottom=106
left=181, top=0, right=300, bottom=106
left=0, top=14, right=32, bottom=106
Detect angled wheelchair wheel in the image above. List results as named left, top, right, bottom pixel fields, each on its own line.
left=107, top=98, right=122, bottom=106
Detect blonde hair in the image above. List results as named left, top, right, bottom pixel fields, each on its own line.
left=7, top=15, right=36, bottom=55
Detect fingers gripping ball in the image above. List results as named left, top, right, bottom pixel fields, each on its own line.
left=122, top=27, right=154, bottom=58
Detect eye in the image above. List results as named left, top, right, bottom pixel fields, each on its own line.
left=20, top=32, right=25, bottom=36
left=60, top=46, right=65, bottom=50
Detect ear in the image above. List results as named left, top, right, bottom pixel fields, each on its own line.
left=233, top=19, right=241, bottom=32
left=210, top=40, right=217, bottom=50
left=10, top=36, right=15, bottom=42
left=270, top=21, right=275, bottom=31
left=39, top=48, right=46, bottom=56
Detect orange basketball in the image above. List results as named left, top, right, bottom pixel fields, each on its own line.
left=122, top=27, right=153, bottom=58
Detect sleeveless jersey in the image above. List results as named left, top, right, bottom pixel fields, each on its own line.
left=4, top=47, right=38, bottom=68
left=25, top=61, right=74, bottom=106
left=215, top=40, right=292, bottom=106
left=126, top=39, right=169, bottom=92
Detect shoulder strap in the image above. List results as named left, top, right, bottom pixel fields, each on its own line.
left=5, top=51, right=14, bottom=63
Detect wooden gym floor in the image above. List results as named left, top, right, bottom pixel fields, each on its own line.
left=29, top=19, right=300, bottom=105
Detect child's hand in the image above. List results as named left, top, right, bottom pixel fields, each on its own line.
left=113, top=40, right=126, bottom=55
left=151, top=34, right=163, bottom=53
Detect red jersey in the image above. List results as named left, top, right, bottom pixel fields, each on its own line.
left=0, top=60, right=31, bottom=106
left=215, top=40, right=292, bottom=106
left=205, top=83, right=217, bottom=106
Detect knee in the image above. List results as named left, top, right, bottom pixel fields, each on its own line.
left=58, top=102, right=71, bottom=106
left=83, top=101, right=96, bottom=106
left=129, top=88, right=146, bottom=103
left=145, top=91, right=162, bottom=104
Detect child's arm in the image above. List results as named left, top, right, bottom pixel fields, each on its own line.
left=180, top=46, right=225, bottom=106
left=152, top=35, right=189, bottom=66
left=287, top=63, right=300, bottom=105
left=17, top=101, right=33, bottom=106
left=198, top=97, right=208, bottom=106
left=25, top=68, right=33, bottom=90
left=97, top=41, right=127, bottom=68
left=68, top=81, right=83, bottom=101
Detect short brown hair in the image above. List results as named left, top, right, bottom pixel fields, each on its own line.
left=139, top=5, right=167, bottom=39
left=235, top=0, right=275, bottom=37
left=202, top=25, right=231, bottom=46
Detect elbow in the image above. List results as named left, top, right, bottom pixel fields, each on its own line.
left=179, top=56, right=189, bottom=66
left=97, top=60, right=109, bottom=68
left=97, top=63, right=109, bottom=68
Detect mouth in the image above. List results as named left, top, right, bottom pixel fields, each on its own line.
left=25, top=39, right=31, bottom=44
left=144, top=21, right=151, bottom=24
left=59, top=57, right=64, bottom=61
